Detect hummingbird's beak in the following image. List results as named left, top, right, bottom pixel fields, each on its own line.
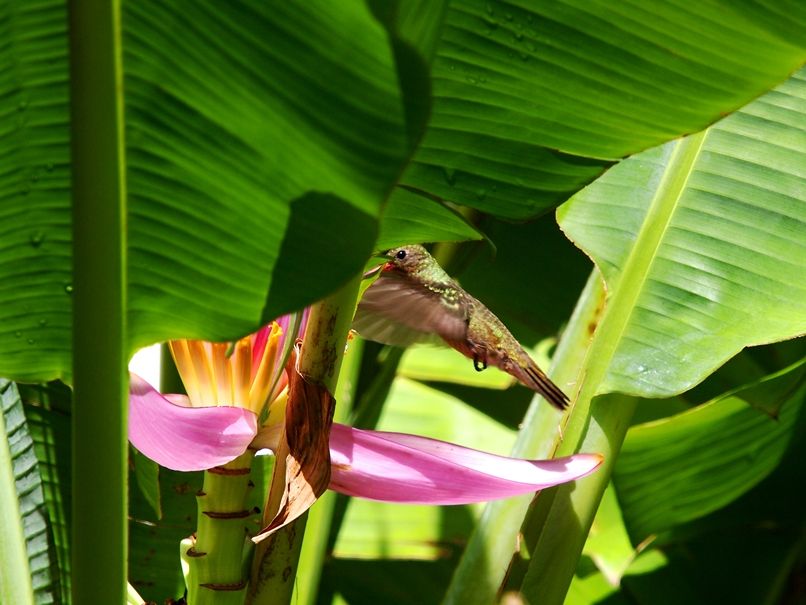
left=363, top=250, right=389, bottom=279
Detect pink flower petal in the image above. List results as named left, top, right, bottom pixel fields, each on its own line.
left=328, top=424, right=603, bottom=505
left=128, top=373, right=258, bottom=471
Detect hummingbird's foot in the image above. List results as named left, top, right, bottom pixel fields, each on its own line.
left=473, top=355, right=488, bottom=372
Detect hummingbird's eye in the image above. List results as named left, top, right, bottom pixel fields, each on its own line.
left=396, top=249, right=407, bottom=260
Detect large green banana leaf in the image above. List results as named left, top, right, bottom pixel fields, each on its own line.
left=1, top=1, right=805, bottom=603
left=446, top=66, right=806, bottom=605
left=2, top=0, right=804, bottom=382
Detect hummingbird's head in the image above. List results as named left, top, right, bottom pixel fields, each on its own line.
left=381, top=244, right=431, bottom=273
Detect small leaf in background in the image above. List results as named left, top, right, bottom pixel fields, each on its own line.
left=129, top=467, right=201, bottom=602
left=613, top=359, right=806, bottom=542
left=376, top=188, right=484, bottom=252
left=582, top=483, right=644, bottom=586
left=727, top=356, right=806, bottom=418
left=398, top=346, right=513, bottom=389
left=132, top=449, right=161, bottom=520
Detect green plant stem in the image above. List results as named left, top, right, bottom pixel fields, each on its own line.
left=511, top=134, right=708, bottom=602
left=67, top=1, right=127, bottom=603
left=249, top=275, right=362, bottom=605
left=293, top=336, right=363, bottom=605
left=183, top=450, right=256, bottom=605
left=298, top=275, right=363, bottom=392
left=443, top=269, right=605, bottom=605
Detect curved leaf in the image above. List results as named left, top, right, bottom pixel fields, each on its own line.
left=559, top=68, right=806, bottom=397
left=400, top=0, right=806, bottom=218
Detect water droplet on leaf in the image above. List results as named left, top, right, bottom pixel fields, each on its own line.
left=64, top=284, right=73, bottom=294
left=30, top=231, right=45, bottom=247
left=14, top=331, right=22, bottom=339
left=27, top=338, right=35, bottom=345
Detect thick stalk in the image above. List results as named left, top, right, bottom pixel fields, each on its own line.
left=67, top=1, right=128, bottom=602
left=249, top=275, right=362, bottom=605
left=514, top=133, right=708, bottom=603
left=293, top=337, right=363, bottom=605
left=443, top=270, right=605, bottom=605
left=183, top=450, right=256, bottom=605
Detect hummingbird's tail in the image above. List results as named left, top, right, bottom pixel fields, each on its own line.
left=518, top=360, right=570, bottom=411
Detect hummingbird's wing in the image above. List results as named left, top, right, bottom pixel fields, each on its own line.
left=352, top=271, right=468, bottom=347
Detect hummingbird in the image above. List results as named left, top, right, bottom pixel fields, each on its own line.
left=352, top=245, right=569, bottom=410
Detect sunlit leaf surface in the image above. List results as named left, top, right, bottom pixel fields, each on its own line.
left=559, top=69, right=806, bottom=397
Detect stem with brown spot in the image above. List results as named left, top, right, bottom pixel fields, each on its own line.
left=248, top=275, right=362, bottom=605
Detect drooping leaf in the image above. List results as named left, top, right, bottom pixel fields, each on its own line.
left=253, top=348, right=335, bottom=543
left=613, top=362, right=806, bottom=541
